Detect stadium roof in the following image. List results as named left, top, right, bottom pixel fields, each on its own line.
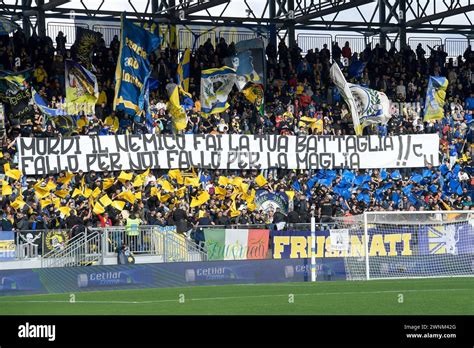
left=0, top=0, right=473, bottom=48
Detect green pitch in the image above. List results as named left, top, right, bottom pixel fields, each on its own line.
left=0, top=277, right=472, bottom=315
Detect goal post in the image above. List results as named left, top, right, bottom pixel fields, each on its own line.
left=332, top=211, right=474, bottom=281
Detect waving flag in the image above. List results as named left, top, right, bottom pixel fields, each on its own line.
left=330, top=62, right=362, bottom=135
left=177, top=48, right=191, bottom=93
left=114, top=16, right=161, bottom=118
left=200, top=66, right=236, bottom=115
left=73, top=27, right=101, bottom=70
left=0, top=16, right=20, bottom=36
left=0, top=70, right=34, bottom=125
left=349, top=85, right=391, bottom=128
left=424, top=76, right=448, bottom=121
left=166, top=82, right=187, bottom=131
left=65, top=59, right=98, bottom=115
left=242, top=83, right=264, bottom=116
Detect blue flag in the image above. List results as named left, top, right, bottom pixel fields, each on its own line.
left=439, top=164, right=449, bottom=175
left=402, top=184, right=413, bottom=196
left=342, top=170, right=355, bottom=183
left=391, top=170, right=401, bottom=180
left=410, top=173, right=423, bottom=183
left=422, top=169, right=433, bottom=178
left=357, top=192, right=370, bottom=204
left=392, top=192, right=400, bottom=205
left=292, top=180, right=302, bottom=192
left=114, top=16, right=161, bottom=118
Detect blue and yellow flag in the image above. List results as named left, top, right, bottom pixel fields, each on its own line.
left=0, top=70, right=34, bottom=124
left=242, top=83, right=264, bottom=116
left=114, top=15, right=161, bottom=118
left=424, top=76, right=448, bottom=121
left=65, top=59, right=98, bottom=115
left=74, top=27, right=102, bottom=70
left=200, top=66, right=236, bottom=115
left=177, top=48, right=190, bottom=93
left=166, top=83, right=187, bottom=131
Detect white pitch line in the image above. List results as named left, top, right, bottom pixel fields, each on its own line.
left=0, top=288, right=471, bottom=305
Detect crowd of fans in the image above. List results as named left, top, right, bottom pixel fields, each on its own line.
left=0, top=28, right=473, bottom=238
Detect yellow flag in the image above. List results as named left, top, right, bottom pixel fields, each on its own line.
left=255, top=174, right=267, bottom=187
left=240, top=182, right=249, bottom=194
left=5, top=169, right=22, bottom=181
left=2, top=183, right=12, bottom=196
left=91, top=187, right=102, bottom=198
left=231, top=177, right=243, bottom=187
left=99, top=194, right=112, bottom=207
left=118, top=171, right=133, bottom=183
left=11, top=197, right=26, bottom=210
left=135, top=191, right=142, bottom=200
left=285, top=190, right=295, bottom=201
left=45, top=180, right=57, bottom=192
left=118, top=191, right=136, bottom=204
left=54, top=190, right=69, bottom=199
left=230, top=207, right=241, bottom=217
left=184, top=177, right=200, bottom=187
left=151, top=187, right=159, bottom=197
left=72, top=188, right=83, bottom=198
left=52, top=197, right=61, bottom=209
left=161, top=180, right=174, bottom=193
left=40, top=198, right=53, bottom=209
left=159, top=193, right=171, bottom=203
left=245, top=189, right=256, bottom=205
left=83, top=188, right=93, bottom=198
left=133, top=176, right=144, bottom=187
left=142, top=168, right=150, bottom=177
left=168, top=169, right=184, bottom=185
left=175, top=187, right=186, bottom=198
left=218, top=176, right=229, bottom=186
left=111, top=200, right=126, bottom=211
left=168, top=85, right=187, bottom=130
left=198, top=210, right=205, bottom=218
left=93, top=202, right=105, bottom=215
left=57, top=172, right=74, bottom=185
left=190, top=191, right=210, bottom=207
left=58, top=206, right=71, bottom=217
left=215, top=186, right=227, bottom=196
left=35, top=186, right=50, bottom=199
left=3, top=162, right=10, bottom=173
left=103, top=178, right=115, bottom=190
left=33, top=179, right=44, bottom=190
left=247, top=202, right=257, bottom=211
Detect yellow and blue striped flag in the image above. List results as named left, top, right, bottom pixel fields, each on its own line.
left=177, top=48, right=190, bottom=93
left=424, top=76, right=448, bottom=121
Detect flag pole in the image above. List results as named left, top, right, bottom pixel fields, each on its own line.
left=310, top=213, right=317, bottom=282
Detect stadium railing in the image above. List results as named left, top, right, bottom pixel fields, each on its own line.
left=90, top=225, right=207, bottom=262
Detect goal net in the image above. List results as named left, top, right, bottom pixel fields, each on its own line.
left=332, top=211, right=474, bottom=280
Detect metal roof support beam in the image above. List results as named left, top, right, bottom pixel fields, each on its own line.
left=378, top=0, right=386, bottom=48
left=36, top=0, right=46, bottom=37
left=405, top=4, right=474, bottom=27
left=295, top=0, right=375, bottom=23
left=399, top=0, right=406, bottom=49
left=182, top=0, right=229, bottom=15
left=42, top=0, right=70, bottom=11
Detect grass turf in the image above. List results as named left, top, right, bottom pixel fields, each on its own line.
left=0, top=277, right=472, bottom=315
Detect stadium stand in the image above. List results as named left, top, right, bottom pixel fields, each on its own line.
left=0, top=28, right=472, bottom=250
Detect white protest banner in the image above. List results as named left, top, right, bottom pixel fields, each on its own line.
left=329, top=229, right=350, bottom=252
left=17, top=134, right=439, bottom=175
